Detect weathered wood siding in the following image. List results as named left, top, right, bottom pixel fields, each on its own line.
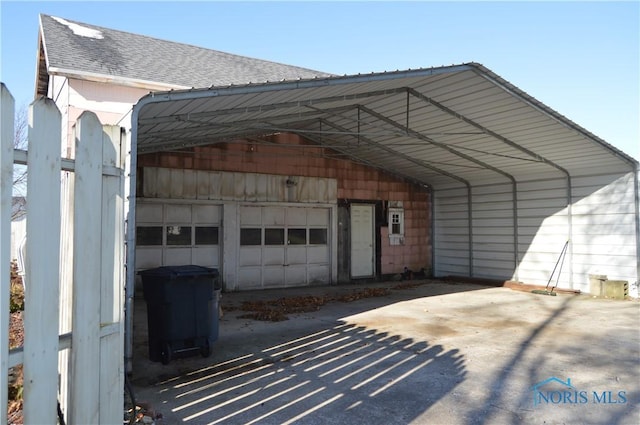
left=141, top=167, right=338, bottom=203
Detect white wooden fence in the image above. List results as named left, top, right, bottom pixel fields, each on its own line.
left=1, top=83, right=125, bottom=424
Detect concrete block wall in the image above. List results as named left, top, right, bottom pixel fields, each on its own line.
left=138, top=133, right=431, bottom=275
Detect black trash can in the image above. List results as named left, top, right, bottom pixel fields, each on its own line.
left=139, top=265, right=220, bottom=364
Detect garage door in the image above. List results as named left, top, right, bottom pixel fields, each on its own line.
left=238, top=205, right=331, bottom=290
left=136, top=202, right=221, bottom=270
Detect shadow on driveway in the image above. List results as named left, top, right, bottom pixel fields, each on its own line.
left=143, top=321, right=466, bottom=424
left=131, top=280, right=475, bottom=424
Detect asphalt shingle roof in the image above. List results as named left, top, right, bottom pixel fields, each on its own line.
left=39, top=14, right=333, bottom=89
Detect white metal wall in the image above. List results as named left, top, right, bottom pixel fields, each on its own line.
left=434, top=171, right=639, bottom=298
left=433, top=186, right=470, bottom=277
left=471, top=184, right=516, bottom=280
left=516, top=178, right=571, bottom=287
left=569, top=172, right=638, bottom=294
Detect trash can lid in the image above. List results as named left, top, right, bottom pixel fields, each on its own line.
left=138, top=265, right=219, bottom=279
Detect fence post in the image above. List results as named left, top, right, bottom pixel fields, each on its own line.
left=58, top=170, right=74, bottom=419
left=98, top=125, right=125, bottom=423
left=23, top=97, right=62, bottom=424
left=0, top=83, right=15, bottom=425
left=70, top=112, right=104, bottom=423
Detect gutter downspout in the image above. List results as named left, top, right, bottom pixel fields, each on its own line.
left=467, top=186, right=474, bottom=277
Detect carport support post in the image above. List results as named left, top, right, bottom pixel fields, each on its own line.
left=467, top=186, right=474, bottom=277
left=125, top=107, right=139, bottom=374
left=635, top=166, right=640, bottom=288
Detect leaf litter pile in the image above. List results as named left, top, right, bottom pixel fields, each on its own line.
left=235, top=283, right=425, bottom=322
left=8, top=261, right=25, bottom=424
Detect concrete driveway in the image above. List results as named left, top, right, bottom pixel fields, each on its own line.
left=131, top=280, right=639, bottom=424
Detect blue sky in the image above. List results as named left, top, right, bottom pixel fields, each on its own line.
left=1, top=1, right=638, bottom=159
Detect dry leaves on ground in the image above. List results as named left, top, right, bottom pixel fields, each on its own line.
left=235, top=287, right=398, bottom=322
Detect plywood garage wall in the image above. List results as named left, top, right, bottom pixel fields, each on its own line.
left=140, top=168, right=338, bottom=203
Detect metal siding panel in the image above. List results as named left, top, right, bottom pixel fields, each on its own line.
left=468, top=183, right=516, bottom=279
left=434, top=190, right=470, bottom=277
left=515, top=176, right=570, bottom=287
left=568, top=172, right=637, bottom=293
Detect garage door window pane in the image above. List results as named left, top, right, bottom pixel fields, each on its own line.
left=166, top=226, right=191, bottom=245
left=288, top=228, right=307, bottom=245
left=265, top=228, right=285, bottom=245
left=136, top=226, right=163, bottom=245
left=309, top=228, right=327, bottom=245
left=240, top=228, right=262, bottom=245
left=195, top=226, right=219, bottom=245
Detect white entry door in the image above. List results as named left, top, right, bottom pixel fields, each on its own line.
left=350, top=204, right=375, bottom=277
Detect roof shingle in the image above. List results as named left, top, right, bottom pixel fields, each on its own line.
left=39, top=14, right=333, bottom=89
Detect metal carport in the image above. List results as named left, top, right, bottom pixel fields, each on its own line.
left=125, top=63, right=639, bottom=364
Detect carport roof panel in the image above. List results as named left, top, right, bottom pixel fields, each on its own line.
left=133, top=63, right=637, bottom=188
